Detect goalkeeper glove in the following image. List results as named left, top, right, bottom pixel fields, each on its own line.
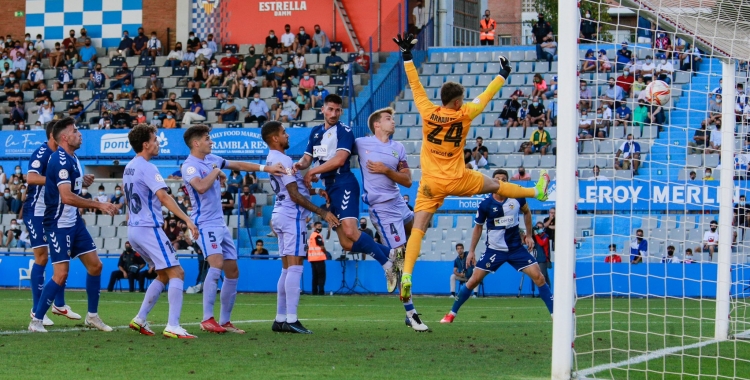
left=393, top=33, right=417, bottom=61
left=498, top=55, right=512, bottom=79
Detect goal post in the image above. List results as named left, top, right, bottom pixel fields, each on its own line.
left=551, top=0, right=750, bottom=378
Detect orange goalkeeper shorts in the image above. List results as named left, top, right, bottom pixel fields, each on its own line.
left=414, top=170, right=485, bottom=213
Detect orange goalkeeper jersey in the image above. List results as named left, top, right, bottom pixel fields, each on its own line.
left=404, top=61, right=505, bottom=180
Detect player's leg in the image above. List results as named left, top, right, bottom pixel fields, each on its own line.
left=29, top=248, right=70, bottom=333
left=77, top=250, right=113, bottom=332
left=283, top=255, right=311, bottom=334
left=198, top=227, right=227, bottom=332
left=29, top=245, right=56, bottom=326
left=520, top=263, right=553, bottom=315
left=218, top=228, right=243, bottom=333
left=401, top=207, right=434, bottom=301
left=478, top=170, right=550, bottom=201
left=273, top=218, right=288, bottom=331
left=441, top=265, right=491, bottom=323
left=130, top=242, right=164, bottom=336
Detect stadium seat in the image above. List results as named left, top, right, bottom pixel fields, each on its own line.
left=437, top=215, right=453, bottom=228
left=476, top=51, right=493, bottom=62
left=505, top=155, right=523, bottom=168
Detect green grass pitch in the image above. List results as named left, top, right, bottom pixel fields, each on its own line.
left=0, top=290, right=748, bottom=379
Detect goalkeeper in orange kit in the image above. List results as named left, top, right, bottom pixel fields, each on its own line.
left=392, top=33, right=551, bottom=302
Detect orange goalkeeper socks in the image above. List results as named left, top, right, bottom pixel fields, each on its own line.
left=497, top=181, right=536, bottom=198
left=403, top=228, right=425, bottom=275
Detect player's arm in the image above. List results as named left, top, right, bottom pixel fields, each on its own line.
left=365, top=160, right=412, bottom=188
left=224, top=160, right=286, bottom=177
left=465, top=56, right=512, bottom=119
left=295, top=154, right=313, bottom=171
left=307, top=150, right=349, bottom=178
left=404, top=60, right=438, bottom=118
left=285, top=181, right=340, bottom=227
left=467, top=223, right=483, bottom=268
left=188, top=167, right=223, bottom=194
left=521, top=204, right=534, bottom=250
left=155, top=188, right=198, bottom=239
left=26, top=172, right=44, bottom=185
left=59, top=183, right=118, bottom=215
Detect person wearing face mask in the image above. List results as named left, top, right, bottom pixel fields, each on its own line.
left=205, top=58, right=223, bottom=88
left=182, top=93, right=207, bottom=125
left=143, top=73, right=163, bottom=100
left=280, top=24, right=295, bottom=53
left=275, top=94, right=300, bottom=122
left=0, top=53, right=11, bottom=73
left=239, top=185, right=256, bottom=227
left=525, top=95, right=546, bottom=131
left=146, top=32, right=162, bottom=58
left=106, top=242, right=146, bottom=292
left=109, top=61, right=133, bottom=90
left=527, top=120, right=552, bottom=155
left=322, top=49, right=345, bottom=75
left=273, top=84, right=293, bottom=107
left=164, top=42, right=185, bottom=69
left=298, top=70, right=315, bottom=92
left=161, top=110, right=176, bottom=129
left=310, top=24, right=331, bottom=54
left=75, top=38, right=97, bottom=70
left=615, top=133, right=641, bottom=174
left=532, top=222, right=551, bottom=286
left=654, top=31, right=672, bottom=59
left=605, top=244, right=622, bottom=263
left=217, top=96, right=238, bottom=123
left=350, top=218, right=376, bottom=260
left=579, top=79, right=592, bottom=110
left=351, top=48, right=370, bottom=74
left=614, top=101, right=632, bottom=130
left=307, top=221, right=330, bottom=297
left=63, top=29, right=77, bottom=49
left=37, top=96, right=55, bottom=124
left=110, top=185, right=126, bottom=214
left=310, top=80, right=330, bottom=108
left=87, top=65, right=107, bottom=90
left=581, top=49, right=597, bottom=73
left=265, top=29, right=280, bottom=54
left=94, top=185, right=109, bottom=213
left=661, top=245, right=681, bottom=263
left=244, top=93, right=270, bottom=125
left=76, top=28, right=89, bottom=46
left=283, top=60, right=299, bottom=85
left=511, top=166, right=532, bottom=180
left=161, top=92, right=184, bottom=120
left=294, top=27, right=312, bottom=53
left=54, top=63, right=74, bottom=91
left=640, top=55, right=655, bottom=84
left=578, top=109, right=594, bottom=142
left=243, top=46, right=261, bottom=77
left=48, top=41, right=65, bottom=68
left=220, top=185, right=235, bottom=216
left=696, top=221, right=719, bottom=262
left=579, top=10, right=600, bottom=41
left=187, top=32, right=200, bottom=52
left=530, top=13, right=551, bottom=58
left=11, top=50, right=27, bottom=78
left=616, top=67, right=634, bottom=95
left=630, top=229, right=648, bottom=264
left=79, top=185, right=93, bottom=213
left=478, top=10, right=497, bottom=46
left=109, top=31, right=132, bottom=59
left=219, top=48, right=239, bottom=71
left=132, top=27, right=149, bottom=56
left=616, top=41, right=633, bottom=71
left=655, top=53, right=674, bottom=84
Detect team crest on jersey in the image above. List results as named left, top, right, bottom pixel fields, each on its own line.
left=212, top=243, right=218, bottom=249
left=59, top=169, right=69, bottom=179
left=508, top=204, right=514, bottom=210
left=486, top=263, right=491, bottom=268
left=186, top=166, right=196, bottom=175
left=392, top=150, right=398, bottom=157
left=31, top=160, right=41, bottom=168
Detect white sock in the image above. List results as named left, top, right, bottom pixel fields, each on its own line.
left=383, top=261, right=393, bottom=270
left=287, top=314, right=298, bottom=323
left=275, top=314, right=286, bottom=323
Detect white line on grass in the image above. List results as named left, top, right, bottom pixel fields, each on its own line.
left=576, top=330, right=750, bottom=378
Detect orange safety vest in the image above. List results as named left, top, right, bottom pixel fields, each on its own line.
left=480, top=18, right=496, bottom=41
left=308, top=231, right=326, bottom=262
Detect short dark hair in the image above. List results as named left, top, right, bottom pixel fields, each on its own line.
left=183, top=124, right=211, bottom=148
left=256, top=239, right=264, bottom=245
left=667, top=245, right=675, bottom=251
left=710, top=220, right=718, bottom=225
left=324, top=94, right=343, bottom=105
left=128, top=124, right=157, bottom=153
left=440, top=82, right=464, bottom=105
left=314, top=221, right=322, bottom=226
left=636, top=229, right=644, bottom=234
left=52, top=117, right=76, bottom=142
left=609, top=243, right=617, bottom=250
left=492, top=169, right=509, bottom=178
left=261, top=121, right=284, bottom=144
left=686, top=248, right=693, bottom=254
left=455, top=243, right=464, bottom=249
left=45, top=120, right=57, bottom=140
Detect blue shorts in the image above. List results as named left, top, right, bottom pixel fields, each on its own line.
left=475, top=247, right=538, bottom=273
left=198, top=226, right=237, bottom=260
left=324, top=176, right=360, bottom=221
left=368, top=197, right=414, bottom=249
left=45, top=218, right=97, bottom=264
left=128, top=226, right=179, bottom=270
left=23, top=215, right=46, bottom=249
left=271, top=213, right=307, bottom=257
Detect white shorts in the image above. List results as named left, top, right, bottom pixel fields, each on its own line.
left=271, top=213, right=307, bottom=257
left=128, top=226, right=179, bottom=270
left=368, top=197, right=414, bottom=249
left=197, top=226, right=237, bottom=260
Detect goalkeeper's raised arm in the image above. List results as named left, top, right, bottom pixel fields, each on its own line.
left=465, top=56, right=512, bottom=119
left=394, top=33, right=438, bottom=117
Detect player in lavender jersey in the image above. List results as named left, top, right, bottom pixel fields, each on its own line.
left=124, top=124, right=200, bottom=339
left=181, top=125, right=286, bottom=334
left=263, top=121, right=340, bottom=334
left=356, top=108, right=428, bottom=332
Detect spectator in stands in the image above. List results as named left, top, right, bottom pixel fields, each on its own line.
left=11, top=53, right=27, bottom=81
left=311, top=81, right=329, bottom=108
left=579, top=10, right=600, bottom=41
left=615, top=134, right=641, bottom=174
left=703, top=168, right=715, bottom=181
left=496, top=90, right=522, bottom=128
left=736, top=195, right=749, bottom=228
left=76, top=28, right=89, bottom=47
left=240, top=186, right=256, bottom=228
left=63, top=44, right=78, bottom=68
left=275, top=93, right=300, bottom=122
left=150, top=112, right=162, bottom=127
left=323, top=49, right=345, bottom=75
left=98, top=112, right=112, bottom=129
left=67, top=96, right=83, bottom=118
left=267, top=59, right=285, bottom=88
left=683, top=248, right=695, bottom=264
left=280, top=24, right=295, bottom=53
left=251, top=239, right=270, bottom=260
left=615, top=42, right=633, bottom=71
left=533, top=222, right=551, bottom=285
left=295, top=89, right=311, bottom=110
left=109, top=30, right=132, bottom=59
left=532, top=13, right=552, bottom=60
left=527, top=120, right=551, bottom=155
left=403, top=194, right=413, bottom=211
left=449, top=243, right=477, bottom=298
left=186, top=31, right=200, bottom=53
left=27, top=82, right=49, bottom=113
left=614, top=102, right=632, bottom=131
left=472, top=136, right=488, bottom=157
left=588, top=165, right=609, bottom=181
left=646, top=99, right=665, bottom=129
left=220, top=185, right=235, bottom=215
left=299, top=71, right=315, bottom=93
left=48, top=41, right=64, bottom=68
left=616, top=68, right=634, bottom=95
left=220, top=48, right=239, bottom=71
left=244, top=93, right=270, bottom=125
left=525, top=96, right=546, bottom=130
left=239, top=72, right=258, bottom=98
left=118, top=78, right=134, bottom=101
left=161, top=93, right=183, bottom=120
left=630, top=229, right=647, bottom=264
left=696, top=220, right=719, bottom=261
left=265, top=30, right=281, bottom=54
left=164, top=42, right=184, bottom=69
left=631, top=98, right=648, bottom=128
left=654, top=31, right=672, bottom=58
left=539, top=32, right=557, bottom=70
left=196, top=41, right=213, bottom=62
left=581, top=49, right=596, bottom=73
left=87, top=64, right=107, bottom=90
left=517, top=99, right=529, bottom=127
left=597, top=104, right=612, bottom=138
left=689, top=120, right=710, bottom=154
left=79, top=186, right=93, bottom=214
left=578, top=109, right=594, bottom=141
left=601, top=77, right=625, bottom=108
left=641, top=55, right=655, bottom=84
left=8, top=96, right=25, bottom=125
left=222, top=69, right=241, bottom=95
left=54, top=63, right=73, bottom=91
left=109, top=61, right=133, bottom=90
left=544, top=91, right=558, bottom=126
left=687, top=170, right=697, bottom=180
left=181, top=46, right=196, bottom=68
left=162, top=110, right=176, bottom=129
left=598, top=50, right=614, bottom=72
left=678, top=43, right=702, bottom=75
left=531, top=74, right=547, bottom=98
left=655, top=53, right=673, bottom=84
left=294, top=26, right=312, bottom=53
left=217, top=96, right=238, bottom=123
left=272, top=84, right=293, bottom=111
left=226, top=170, right=242, bottom=194
left=468, top=150, right=488, bottom=170
left=112, top=107, right=132, bottom=128
left=206, top=34, right=218, bottom=54
left=182, top=94, right=207, bottom=125
left=0, top=56, right=10, bottom=76
left=511, top=166, right=531, bottom=180
left=106, top=242, right=145, bottom=292
left=134, top=108, right=146, bottom=124
left=63, top=29, right=77, bottom=49
left=663, top=247, right=683, bottom=263
left=37, top=98, right=54, bottom=125
left=132, top=28, right=149, bottom=57
left=707, top=122, right=722, bottom=154
left=75, top=38, right=97, bottom=70
left=605, top=244, right=622, bottom=263
left=579, top=80, right=592, bottom=111
left=707, top=94, right=722, bottom=125
left=205, top=58, right=223, bottom=88
left=352, top=49, right=371, bottom=74
left=311, top=25, right=331, bottom=54
left=283, top=61, right=299, bottom=85
left=293, top=50, right=308, bottom=75
left=109, top=185, right=126, bottom=214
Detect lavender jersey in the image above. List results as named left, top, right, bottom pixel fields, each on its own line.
left=44, top=147, right=83, bottom=229
left=355, top=136, right=408, bottom=205
left=23, top=142, right=54, bottom=217
left=266, top=149, right=311, bottom=220
left=182, top=153, right=228, bottom=228
left=123, top=156, right=168, bottom=227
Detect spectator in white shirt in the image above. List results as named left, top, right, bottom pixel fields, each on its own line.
left=661, top=245, right=681, bottom=263
left=275, top=94, right=300, bottom=122
left=588, top=165, right=609, bottom=181
left=164, top=42, right=184, bottom=69
left=412, top=1, right=426, bottom=34
left=469, top=150, right=488, bottom=170
left=640, top=55, right=655, bottom=84
left=615, top=134, right=641, bottom=174
left=280, top=24, right=295, bottom=53
left=655, top=53, right=674, bottom=84
left=707, top=121, right=722, bottom=154
left=146, top=32, right=162, bottom=57
left=196, top=42, right=213, bottom=62
left=696, top=220, right=719, bottom=262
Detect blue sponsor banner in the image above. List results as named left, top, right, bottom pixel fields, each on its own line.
left=0, top=129, right=313, bottom=159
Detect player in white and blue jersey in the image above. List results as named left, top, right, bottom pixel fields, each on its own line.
left=262, top=121, right=340, bottom=334
left=29, top=117, right=119, bottom=333
left=24, top=121, right=81, bottom=326
left=355, top=107, right=428, bottom=332
left=294, top=94, right=400, bottom=293
left=125, top=124, right=199, bottom=339
left=181, top=124, right=286, bottom=334
left=440, top=169, right=553, bottom=324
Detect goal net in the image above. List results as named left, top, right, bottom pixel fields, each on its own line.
left=551, top=0, right=750, bottom=378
